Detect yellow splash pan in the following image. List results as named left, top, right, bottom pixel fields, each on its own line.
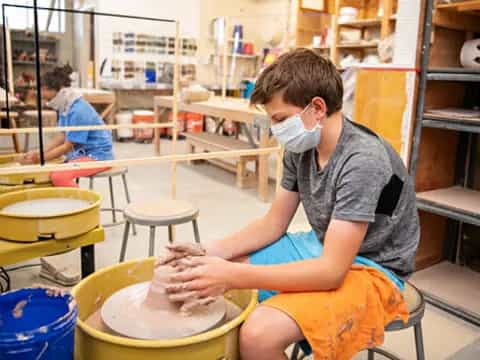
left=72, top=258, right=257, bottom=360
left=0, top=182, right=51, bottom=195
left=0, top=187, right=101, bottom=242
left=0, top=154, right=63, bottom=185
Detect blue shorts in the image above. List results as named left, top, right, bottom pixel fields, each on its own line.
left=249, top=230, right=404, bottom=303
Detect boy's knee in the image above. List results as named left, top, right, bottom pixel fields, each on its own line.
left=240, top=311, right=281, bottom=354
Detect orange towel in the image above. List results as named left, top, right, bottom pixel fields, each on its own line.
left=264, top=265, right=409, bottom=360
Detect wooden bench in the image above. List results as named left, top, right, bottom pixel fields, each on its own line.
left=183, top=132, right=258, bottom=189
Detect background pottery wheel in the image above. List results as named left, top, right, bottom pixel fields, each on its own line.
left=1, top=198, right=91, bottom=216
left=101, top=282, right=226, bottom=340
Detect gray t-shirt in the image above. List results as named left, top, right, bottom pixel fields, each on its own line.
left=282, top=117, right=420, bottom=278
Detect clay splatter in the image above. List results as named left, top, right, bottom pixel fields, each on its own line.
left=12, top=300, right=28, bottom=319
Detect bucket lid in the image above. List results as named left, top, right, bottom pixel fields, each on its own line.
left=0, top=288, right=77, bottom=344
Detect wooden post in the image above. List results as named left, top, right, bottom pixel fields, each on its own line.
left=381, top=0, right=393, bottom=39
left=275, top=147, right=284, bottom=194
left=5, top=24, right=13, bottom=95
left=171, top=21, right=181, bottom=201
left=258, top=127, right=270, bottom=202
left=221, top=18, right=228, bottom=100
left=154, top=102, right=161, bottom=155
left=330, top=0, right=341, bottom=66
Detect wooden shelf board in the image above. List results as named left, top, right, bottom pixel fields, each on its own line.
left=337, top=41, right=379, bottom=49
left=424, top=110, right=480, bottom=123
left=13, top=60, right=58, bottom=66
left=338, top=18, right=382, bottom=28
left=433, top=7, right=480, bottom=32
left=416, top=186, right=480, bottom=226
left=436, top=1, right=480, bottom=13
left=423, top=111, right=480, bottom=134
left=427, top=68, right=480, bottom=82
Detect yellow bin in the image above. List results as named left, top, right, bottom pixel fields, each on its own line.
left=0, top=187, right=101, bottom=242
left=72, top=258, right=257, bottom=360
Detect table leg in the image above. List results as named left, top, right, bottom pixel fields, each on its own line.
left=81, top=244, right=95, bottom=278
left=154, top=104, right=161, bottom=155
left=258, top=127, right=270, bottom=202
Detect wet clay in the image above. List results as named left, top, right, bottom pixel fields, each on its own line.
left=100, top=265, right=227, bottom=340
left=86, top=299, right=243, bottom=338
left=12, top=300, right=28, bottom=319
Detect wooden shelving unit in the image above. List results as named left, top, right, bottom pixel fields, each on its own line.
left=409, top=0, right=480, bottom=327
left=295, top=0, right=397, bottom=67
left=330, top=0, right=396, bottom=65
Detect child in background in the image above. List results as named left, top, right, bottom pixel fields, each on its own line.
left=20, top=64, right=113, bottom=186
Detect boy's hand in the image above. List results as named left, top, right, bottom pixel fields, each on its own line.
left=154, top=242, right=206, bottom=268
left=165, top=256, right=236, bottom=299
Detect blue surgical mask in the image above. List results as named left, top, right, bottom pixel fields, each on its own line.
left=271, top=105, right=321, bottom=153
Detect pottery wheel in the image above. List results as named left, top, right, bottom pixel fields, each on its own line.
left=101, top=282, right=226, bottom=340
left=1, top=198, right=91, bottom=216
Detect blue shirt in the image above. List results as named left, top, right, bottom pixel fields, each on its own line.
left=58, top=97, right=114, bottom=161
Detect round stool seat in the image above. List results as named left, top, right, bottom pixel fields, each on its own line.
left=88, top=167, right=128, bottom=178
left=386, top=282, right=425, bottom=331
left=124, top=199, right=199, bottom=226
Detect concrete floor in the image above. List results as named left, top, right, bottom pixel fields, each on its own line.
left=6, top=140, right=480, bottom=359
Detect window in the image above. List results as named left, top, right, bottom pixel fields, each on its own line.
left=1, top=0, right=65, bottom=33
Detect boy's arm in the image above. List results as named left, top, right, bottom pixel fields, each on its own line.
left=170, top=219, right=367, bottom=297
left=206, top=187, right=300, bottom=260
left=230, top=219, right=367, bottom=291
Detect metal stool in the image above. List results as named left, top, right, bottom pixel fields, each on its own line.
left=85, top=167, right=136, bottom=234
left=290, top=282, right=426, bottom=360
left=119, top=199, right=200, bottom=262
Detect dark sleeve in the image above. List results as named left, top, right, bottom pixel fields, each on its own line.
left=332, top=153, right=391, bottom=222
left=281, top=151, right=298, bottom=192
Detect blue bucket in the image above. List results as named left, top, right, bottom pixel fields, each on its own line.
left=0, top=288, right=78, bottom=360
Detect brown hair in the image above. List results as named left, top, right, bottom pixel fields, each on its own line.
left=41, top=64, right=73, bottom=91
left=251, top=48, right=343, bottom=115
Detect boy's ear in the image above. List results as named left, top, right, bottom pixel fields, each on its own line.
left=311, top=96, right=328, bottom=118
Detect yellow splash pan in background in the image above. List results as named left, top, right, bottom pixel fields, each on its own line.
left=72, top=258, right=257, bottom=360
left=0, top=187, right=101, bottom=242
left=0, top=154, right=63, bottom=185
left=0, top=182, right=51, bottom=195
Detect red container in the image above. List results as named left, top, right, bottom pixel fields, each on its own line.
left=167, top=111, right=186, bottom=136
left=132, top=110, right=154, bottom=140
left=243, top=42, right=254, bottom=55
left=186, top=112, right=204, bottom=133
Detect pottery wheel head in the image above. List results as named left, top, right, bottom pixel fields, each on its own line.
left=100, top=282, right=226, bottom=340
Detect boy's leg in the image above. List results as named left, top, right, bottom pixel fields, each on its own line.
left=240, top=305, right=304, bottom=360
left=238, top=230, right=320, bottom=358
left=50, top=157, right=110, bottom=187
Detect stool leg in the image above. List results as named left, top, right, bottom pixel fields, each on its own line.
left=414, top=323, right=425, bottom=360
left=290, top=344, right=300, bottom=360
left=367, top=349, right=375, bottom=360
left=119, top=221, right=130, bottom=262
left=89, top=177, right=94, bottom=190
left=149, top=226, right=156, bottom=257
left=121, top=173, right=136, bottom=236
left=168, top=225, right=173, bottom=244
left=192, top=219, right=200, bottom=243
left=108, top=176, right=117, bottom=223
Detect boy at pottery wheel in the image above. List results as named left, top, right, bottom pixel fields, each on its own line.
left=157, top=49, right=420, bottom=360
left=19, top=65, right=113, bottom=286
